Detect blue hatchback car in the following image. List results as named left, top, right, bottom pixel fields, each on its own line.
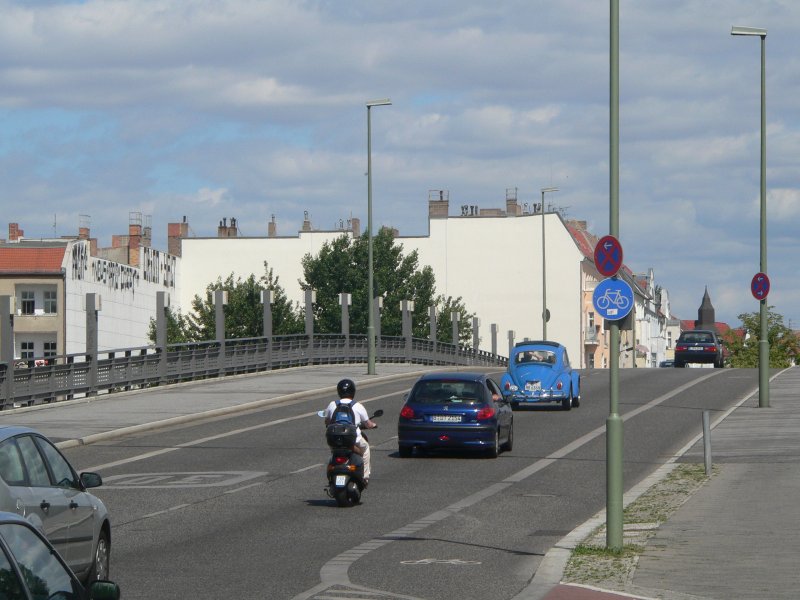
left=501, top=341, right=581, bottom=410
left=397, top=372, right=513, bottom=458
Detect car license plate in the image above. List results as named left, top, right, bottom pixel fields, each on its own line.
left=689, top=346, right=703, bottom=351
left=335, top=475, right=347, bottom=487
left=525, top=381, right=541, bottom=392
left=431, top=415, right=462, bottom=422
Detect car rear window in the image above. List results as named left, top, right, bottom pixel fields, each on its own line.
left=680, top=333, right=714, bottom=343
left=515, top=350, right=556, bottom=365
left=411, top=381, right=483, bottom=404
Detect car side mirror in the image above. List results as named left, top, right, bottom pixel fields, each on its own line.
left=88, top=580, right=121, bottom=600
left=80, top=472, right=103, bottom=489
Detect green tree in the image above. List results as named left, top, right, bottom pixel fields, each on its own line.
left=150, top=262, right=302, bottom=343
left=147, top=306, right=192, bottom=345
left=435, top=294, right=476, bottom=345
left=300, top=228, right=474, bottom=342
left=721, top=306, right=799, bottom=368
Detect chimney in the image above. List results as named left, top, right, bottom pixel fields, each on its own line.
left=505, top=187, right=521, bottom=216
left=428, top=190, right=449, bottom=218
left=8, top=223, right=23, bottom=241
left=168, top=216, right=189, bottom=256
left=302, top=211, right=312, bottom=232
left=267, top=215, right=277, bottom=238
left=350, top=217, right=360, bottom=237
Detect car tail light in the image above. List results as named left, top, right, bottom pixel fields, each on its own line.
left=676, top=344, right=687, bottom=351
left=400, top=405, right=415, bottom=419
left=477, top=407, right=495, bottom=421
left=556, top=381, right=563, bottom=390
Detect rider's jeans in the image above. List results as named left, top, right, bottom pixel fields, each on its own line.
left=357, top=439, right=371, bottom=480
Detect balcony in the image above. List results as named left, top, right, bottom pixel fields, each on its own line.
left=584, top=326, right=600, bottom=345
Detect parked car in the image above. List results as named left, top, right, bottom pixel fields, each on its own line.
left=0, top=425, right=111, bottom=585
left=0, top=511, right=119, bottom=599
left=674, top=330, right=724, bottom=368
left=500, top=340, right=581, bottom=410
left=397, top=372, right=513, bottom=458
left=659, top=360, right=675, bottom=368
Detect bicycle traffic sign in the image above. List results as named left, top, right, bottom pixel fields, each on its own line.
left=594, top=235, right=623, bottom=277
left=751, top=272, right=770, bottom=301
left=593, top=277, right=634, bottom=320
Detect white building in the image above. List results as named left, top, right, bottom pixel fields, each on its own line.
left=0, top=223, right=179, bottom=359
left=178, top=193, right=656, bottom=368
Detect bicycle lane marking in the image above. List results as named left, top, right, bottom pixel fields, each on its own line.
left=291, top=370, right=724, bottom=600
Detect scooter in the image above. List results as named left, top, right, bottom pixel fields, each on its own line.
left=317, top=409, right=383, bottom=507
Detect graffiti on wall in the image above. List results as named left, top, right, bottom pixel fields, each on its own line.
left=142, top=247, right=177, bottom=288
left=71, top=242, right=89, bottom=280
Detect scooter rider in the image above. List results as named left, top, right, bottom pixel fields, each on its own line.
left=324, top=378, right=377, bottom=483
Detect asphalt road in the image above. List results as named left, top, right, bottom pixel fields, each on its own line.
left=59, top=367, right=759, bottom=600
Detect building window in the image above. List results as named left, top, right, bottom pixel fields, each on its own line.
left=588, top=312, right=595, bottom=328
left=44, top=291, right=57, bottom=314
left=667, top=332, right=673, bottom=348
left=21, top=291, right=34, bottom=315
left=20, top=341, right=34, bottom=359
left=44, top=342, right=57, bottom=359
left=588, top=353, right=595, bottom=368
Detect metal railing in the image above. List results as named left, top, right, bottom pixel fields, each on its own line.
left=1, top=334, right=507, bottom=409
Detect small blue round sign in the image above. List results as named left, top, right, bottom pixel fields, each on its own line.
left=593, top=278, right=634, bottom=320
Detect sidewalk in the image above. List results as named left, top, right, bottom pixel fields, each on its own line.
left=534, top=365, right=800, bottom=600
left=0, top=363, right=440, bottom=447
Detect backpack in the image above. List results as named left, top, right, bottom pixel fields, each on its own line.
left=331, top=399, right=358, bottom=426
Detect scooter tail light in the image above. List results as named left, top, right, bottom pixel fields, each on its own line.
left=334, top=456, right=348, bottom=465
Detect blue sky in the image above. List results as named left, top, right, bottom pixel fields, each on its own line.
left=1, top=0, right=798, bottom=329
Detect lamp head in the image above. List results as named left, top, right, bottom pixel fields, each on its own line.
left=731, top=26, right=767, bottom=37
left=366, top=98, right=392, bottom=107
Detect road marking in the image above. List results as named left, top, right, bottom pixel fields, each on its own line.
left=101, top=471, right=266, bottom=489
left=141, top=503, right=191, bottom=519
left=400, top=558, right=481, bottom=565
left=224, top=482, right=264, bottom=494
left=292, top=464, right=324, bottom=474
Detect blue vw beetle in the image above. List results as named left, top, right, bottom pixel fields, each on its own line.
left=501, top=341, right=581, bottom=410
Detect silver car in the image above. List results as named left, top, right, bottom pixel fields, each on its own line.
left=0, top=425, right=110, bottom=584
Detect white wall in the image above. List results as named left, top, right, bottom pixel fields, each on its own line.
left=63, top=241, right=180, bottom=353
left=177, top=213, right=587, bottom=360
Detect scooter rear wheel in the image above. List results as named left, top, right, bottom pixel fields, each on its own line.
left=333, top=488, right=351, bottom=507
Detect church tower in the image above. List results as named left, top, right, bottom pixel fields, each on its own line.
left=695, top=287, right=716, bottom=331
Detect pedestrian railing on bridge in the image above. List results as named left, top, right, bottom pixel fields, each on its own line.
left=0, top=334, right=507, bottom=409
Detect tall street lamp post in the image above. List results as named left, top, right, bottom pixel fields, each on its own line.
left=366, top=98, right=392, bottom=375
left=731, top=25, right=769, bottom=408
left=540, top=187, right=558, bottom=340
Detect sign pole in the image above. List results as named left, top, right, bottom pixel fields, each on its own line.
left=607, top=0, right=624, bottom=552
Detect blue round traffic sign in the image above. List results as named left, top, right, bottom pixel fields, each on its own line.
left=593, top=278, right=634, bottom=320
left=594, top=235, right=623, bottom=277
left=751, top=272, right=770, bottom=300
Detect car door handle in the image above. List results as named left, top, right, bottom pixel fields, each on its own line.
left=69, top=501, right=79, bottom=509
left=40, top=501, right=50, bottom=511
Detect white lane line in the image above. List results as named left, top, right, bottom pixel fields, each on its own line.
left=83, top=390, right=401, bottom=472
left=290, top=370, right=725, bottom=599
left=292, top=464, right=324, bottom=474
left=223, top=482, right=264, bottom=494
left=141, top=504, right=191, bottom=519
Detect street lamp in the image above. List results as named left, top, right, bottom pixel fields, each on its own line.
left=731, top=25, right=769, bottom=408
left=366, top=98, right=392, bottom=375
left=540, top=186, right=559, bottom=340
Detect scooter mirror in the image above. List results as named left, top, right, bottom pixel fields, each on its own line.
left=372, top=409, right=384, bottom=418
left=317, top=410, right=326, bottom=418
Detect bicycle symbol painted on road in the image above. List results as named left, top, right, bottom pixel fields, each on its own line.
left=595, top=288, right=631, bottom=311
left=400, top=558, right=481, bottom=565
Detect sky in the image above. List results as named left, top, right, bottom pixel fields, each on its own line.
left=1, top=1, right=798, bottom=329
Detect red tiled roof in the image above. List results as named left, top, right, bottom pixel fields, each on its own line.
left=679, top=320, right=732, bottom=335
left=0, top=247, right=66, bottom=274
